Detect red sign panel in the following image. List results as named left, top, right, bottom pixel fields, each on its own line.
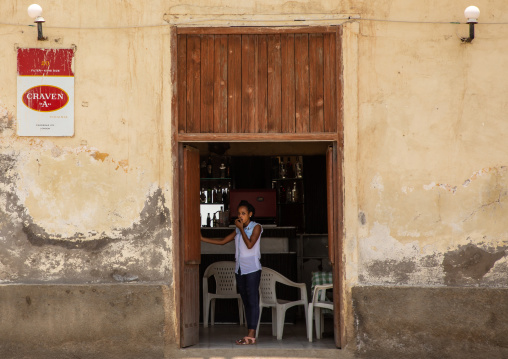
left=17, top=48, right=74, bottom=77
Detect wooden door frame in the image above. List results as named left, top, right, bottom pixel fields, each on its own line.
left=170, top=25, right=345, bottom=348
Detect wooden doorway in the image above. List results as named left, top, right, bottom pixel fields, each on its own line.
left=171, top=26, right=344, bottom=348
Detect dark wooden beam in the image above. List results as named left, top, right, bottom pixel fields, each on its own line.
left=177, top=132, right=338, bottom=142
left=177, top=26, right=339, bottom=35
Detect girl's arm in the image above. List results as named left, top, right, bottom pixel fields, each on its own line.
left=201, top=230, right=236, bottom=245
left=238, top=224, right=261, bottom=249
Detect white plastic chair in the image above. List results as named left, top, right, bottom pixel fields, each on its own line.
left=202, top=261, right=244, bottom=327
left=255, top=267, right=308, bottom=340
left=307, top=283, right=333, bottom=341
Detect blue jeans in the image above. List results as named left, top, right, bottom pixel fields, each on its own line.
left=236, top=268, right=261, bottom=330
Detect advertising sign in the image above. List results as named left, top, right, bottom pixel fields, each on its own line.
left=17, top=48, right=75, bottom=136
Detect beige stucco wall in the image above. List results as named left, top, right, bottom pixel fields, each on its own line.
left=0, top=1, right=173, bottom=283
left=348, top=1, right=508, bottom=288
left=1, top=0, right=508, bottom=353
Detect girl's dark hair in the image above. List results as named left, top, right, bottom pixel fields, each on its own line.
left=238, top=200, right=255, bottom=217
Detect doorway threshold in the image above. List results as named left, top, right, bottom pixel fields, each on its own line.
left=172, top=322, right=353, bottom=358
left=195, top=322, right=338, bottom=350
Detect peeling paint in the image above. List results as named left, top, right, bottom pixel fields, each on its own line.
left=358, top=211, right=366, bottom=225
left=1, top=147, right=172, bottom=282
left=366, top=259, right=416, bottom=284
left=443, top=244, right=506, bottom=285
left=401, top=186, right=413, bottom=194
left=370, top=173, right=384, bottom=191
left=423, top=167, right=507, bottom=194
left=360, top=222, right=420, bottom=262
left=91, top=152, right=109, bottom=162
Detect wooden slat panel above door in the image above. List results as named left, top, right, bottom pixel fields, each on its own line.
left=186, top=36, right=201, bottom=133
left=213, top=35, right=228, bottom=133
left=295, top=33, right=310, bottom=133
left=267, top=34, right=282, bottom=133
left=241, top=35, right=256, bottom=133
left=200, top=35, right=214, bottom=133
left=228, top=35, right=242, bottom=133
left=281, top=33, right=296, bottom=133
left=177, top=30, right=339, bottom=135
left=177, top=35, right=187, bottom=134
left=323, top=32, right=337, bottom=133
left=309, top=33, right=325, bottom=133
left=256, top=35, right=268, bottom=133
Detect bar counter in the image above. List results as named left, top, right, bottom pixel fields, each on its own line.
left=200, top=225, right=297, bottom=239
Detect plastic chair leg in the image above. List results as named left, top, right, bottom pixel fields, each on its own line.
left=271, top=307, right=277, bottom=337
left=314, top=307, right=321, bottom=339
left=255, top=307, right=263, bottom=338
left=303, top=300, right=309, bottom=338
left=203, top=297, right=209, bottom=328
left=307, top=303, right=314, bottom=342
left=210, top=298, right=216, bottom=326
left=320, top=312, right=325, bottom=337
left=276, top=307, right=286, bottom=340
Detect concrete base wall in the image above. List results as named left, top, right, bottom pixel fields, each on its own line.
left=0, top=284, right=174, bottom=359
left=352, top=286, right=508, bottom=359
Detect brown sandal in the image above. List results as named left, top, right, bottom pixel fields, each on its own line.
left=236, top=336, right=256, bottom=345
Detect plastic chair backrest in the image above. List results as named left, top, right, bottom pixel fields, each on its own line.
left=259, top=267, right=279, bottom=304
left=204, top=261, right=237, bottom=295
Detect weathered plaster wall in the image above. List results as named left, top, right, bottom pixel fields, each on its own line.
left=350, top=1, right=508, bottom=288
left=342, top=1, right=508, bottom=354
left=1, top=2, right=176, bottom=356
left=0, top=284, right=174, bottom=359
left=0, top=1, right=173, bottom=284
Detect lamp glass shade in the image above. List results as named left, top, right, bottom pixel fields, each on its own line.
left=464, top=6, right=480, bottom=22
left=27, top=4, right=43, bottom=18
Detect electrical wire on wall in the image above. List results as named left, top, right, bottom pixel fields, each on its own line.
left=1, top=14, right=508, bottom=29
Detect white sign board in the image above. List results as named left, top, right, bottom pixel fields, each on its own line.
left=17, top=48, right=75, bottom=136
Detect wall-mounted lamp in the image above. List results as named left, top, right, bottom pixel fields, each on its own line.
left=27, top=4, right=47, bottom=41
left=461, top=6, right=480, bottom=43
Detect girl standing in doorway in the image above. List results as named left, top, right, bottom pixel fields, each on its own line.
left=201, top=200, right=263, bottom=345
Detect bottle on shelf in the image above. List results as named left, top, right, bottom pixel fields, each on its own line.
left=295, top=156, right=303, bottom=178
left=200, top=188, right=206, bottom=203
left=286, top=157, right=294, bottom=178
left=222, top=186, right=229, bottom=210
left=212, top=186, right=217, bottom=203
left=287, top=182, right=293, bottom=203
left=217, top=185, right=222, bottom=203
left=212, top=213, right=218, bottom=228
left=292, top=181, right=298, bottom=203
left=206, top=156, right=213, bottom=178
left=279, top=157, right=286, bottom=179
left=206, top=213, right=211, bottom=227
left=219, top=206, right=224, bottom=227
left=206, top=186, right=212, bottom=204
left=220, top=162, right=226, bottom=178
